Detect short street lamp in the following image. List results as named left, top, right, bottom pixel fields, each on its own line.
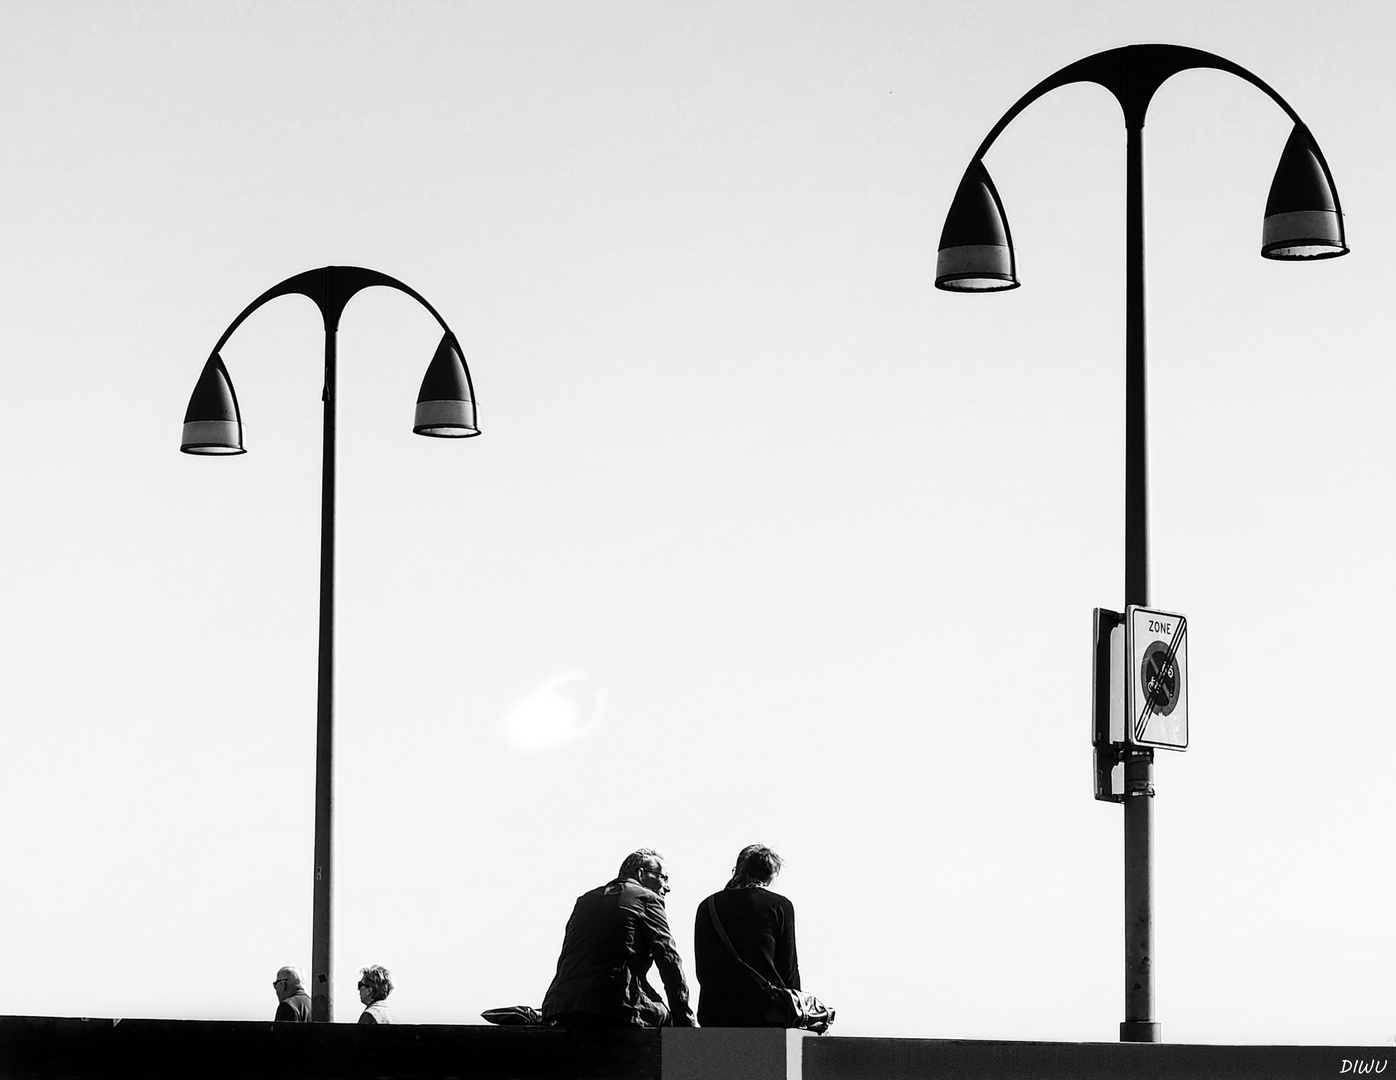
left=180, top=266, right=479, bottom=1022
left=935, top=44, right=1346, bottom=1042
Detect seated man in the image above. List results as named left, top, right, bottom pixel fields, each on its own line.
left=542, top=849, right=696, bottom=1028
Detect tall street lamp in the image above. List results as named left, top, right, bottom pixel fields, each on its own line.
left=179, top=265, right=479, bottom=1022
left=935, top=44, right=1346, bottom=1042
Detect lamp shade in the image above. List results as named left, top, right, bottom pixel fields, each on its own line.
left=180, top=354, right=245, bottom=454
left=413, top=333, right=479, bottom=438
left=936, top=160, right=1019, bottom=291
left=1261, top=124, right=1348, bottom=260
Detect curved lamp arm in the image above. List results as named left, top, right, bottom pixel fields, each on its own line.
left=208, top=265, right=460, bottom=355
left=969, top=43, right=1307, bottom=155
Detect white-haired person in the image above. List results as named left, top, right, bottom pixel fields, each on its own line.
left=272, top=965, right=311, bottom=1022
left=357, top=964, right=394, bottom=1024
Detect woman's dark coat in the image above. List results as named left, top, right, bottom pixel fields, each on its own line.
left=693, top=886, right=800, bottom=1027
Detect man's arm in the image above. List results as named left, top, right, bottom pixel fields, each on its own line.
left=640, top=893, right=696, bottom=1026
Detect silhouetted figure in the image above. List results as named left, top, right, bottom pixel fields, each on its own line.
left=272, top=966, right=311, bottom=1022
left=357, top=964, right=394, bottom=1024
left=693, top=845, right=800, bottom=1027
left=542, top=848, right=696, bottom=1028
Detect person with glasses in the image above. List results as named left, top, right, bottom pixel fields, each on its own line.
left=271, top=966, right=310, bottom=1022
left=541, top=848, right=696, bottom=1028
left=356, top=964, right=394, bottom=1024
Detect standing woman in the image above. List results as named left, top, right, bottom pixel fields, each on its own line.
left=693, top=845, right=800, bottom=1027
left=357, top=965, right=394, bottom=1024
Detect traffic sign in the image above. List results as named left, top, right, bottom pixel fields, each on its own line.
left=1125, top=605, right=1188, bottom=750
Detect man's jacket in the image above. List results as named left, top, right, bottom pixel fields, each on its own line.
left=542, top=876, right=695, bottom=1026
left=274, top=990, right=311, bottom=1022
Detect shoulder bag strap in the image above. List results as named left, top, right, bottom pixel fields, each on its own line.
left=705, top=895, right=781, bottom=993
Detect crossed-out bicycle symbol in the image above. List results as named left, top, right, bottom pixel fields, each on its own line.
left=1133, top=620, right=1185, bottom=743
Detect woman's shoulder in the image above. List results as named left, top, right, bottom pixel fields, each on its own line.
left=718, top=885, right=794, bottom=911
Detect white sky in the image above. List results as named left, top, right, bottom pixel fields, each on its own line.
left=1, top=0, right=1392, bottom=1047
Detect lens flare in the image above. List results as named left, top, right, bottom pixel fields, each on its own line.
left=504, top=672, right=605, bottom=751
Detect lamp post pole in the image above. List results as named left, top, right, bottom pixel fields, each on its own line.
left=180, top=266, right=480, bottom=1022
left=312, top=318, right=338, bottom=1022
left=1122, top=108, right=1157, bottom=1042
left=934, top=45, right=1347, bottom=1041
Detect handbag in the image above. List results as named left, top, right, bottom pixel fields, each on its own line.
left=480, top=1005, right=544, bottom=1025
left=705, top=896, right=835, bottom=1034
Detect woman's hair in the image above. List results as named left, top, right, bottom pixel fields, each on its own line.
left=727, top=844, right=782, bottom=888
left=359, top=964, right=393, bottom=1002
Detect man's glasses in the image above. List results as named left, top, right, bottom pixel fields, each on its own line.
left=645, top=867, right=670, bottom=891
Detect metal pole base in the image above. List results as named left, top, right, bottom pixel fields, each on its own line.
left=1120, top=1020, right=1161, bottom=1043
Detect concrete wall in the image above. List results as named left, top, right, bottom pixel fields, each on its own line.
left=802, top=1036, right=1393, bottom=1080
left=2, top=1016, right=1390, bottom=1080
left=0, top=1015, right=660, bottom=1079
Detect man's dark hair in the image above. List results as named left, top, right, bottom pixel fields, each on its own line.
left=728, top=844, right=782, bottom=887
left=618, top=848, right=663, bottom=880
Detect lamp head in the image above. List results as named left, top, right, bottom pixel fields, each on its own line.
left=180, top=354, right=245, bottom=454
left=1262, top=124, right=1348, bottom=260
left=936, top=160, right=1019, bottom=291
left=413, top=333, right=479, bottom=438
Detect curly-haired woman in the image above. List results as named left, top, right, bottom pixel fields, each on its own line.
left=357, top=964, right=394, bottom=1024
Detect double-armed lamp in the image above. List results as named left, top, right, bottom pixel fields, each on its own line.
left=936, top=55, right=1346, bottom=294
left=181, top=282, right=477, bottom=453
left=931, top=44, right=1347, bottom=1044
left=176, top=265, right=477, bottom=1023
